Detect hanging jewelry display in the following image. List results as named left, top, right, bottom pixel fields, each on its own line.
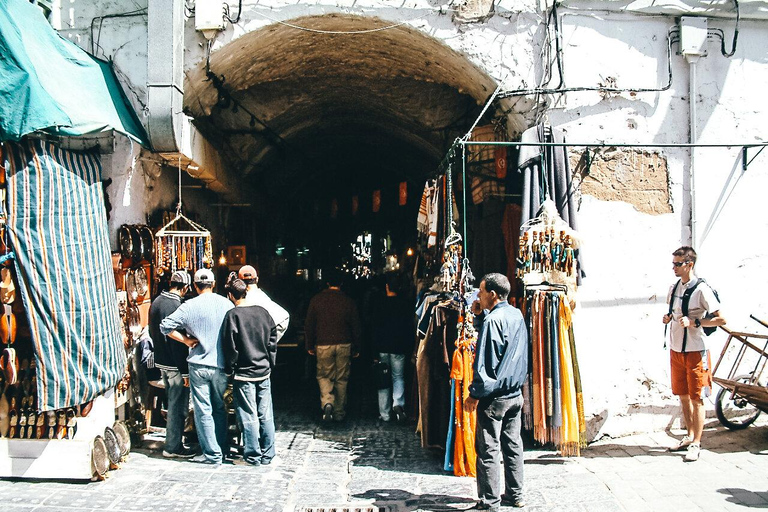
left=154, top=158, right=213, bottom=276
left=517, top=199, right=581, bottom=295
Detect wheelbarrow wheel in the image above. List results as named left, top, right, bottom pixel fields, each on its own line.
left=715, top=374, right=761, bottom=430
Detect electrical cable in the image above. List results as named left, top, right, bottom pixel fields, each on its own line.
left=498, top=26, right=675, bottom=98
left=223, top=0, right=242, bottom=24
left=89, top=8, right=147, bottom=57
left=247, top=7, right=441, bottom=34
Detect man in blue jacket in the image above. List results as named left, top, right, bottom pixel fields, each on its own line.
left=464, top=273, right=528, bottom=510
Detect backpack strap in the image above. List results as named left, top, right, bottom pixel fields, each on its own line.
left=680, top=279, right=702, bottom=352
left=664, top=280, right=680, bottom=349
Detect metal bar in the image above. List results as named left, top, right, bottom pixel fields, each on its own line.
left=460, top=141, right=768, bottom=148
left=462, top=143, right=467, bottom=258
left=746, top=146, right=766, bottom=170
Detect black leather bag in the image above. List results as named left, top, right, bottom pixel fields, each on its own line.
left=372, top=361, right=391, bottom=390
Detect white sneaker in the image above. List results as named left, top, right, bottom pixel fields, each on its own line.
left=669, top=435, right=692, bottom=452
left=684, top=443, right=700, bottom=462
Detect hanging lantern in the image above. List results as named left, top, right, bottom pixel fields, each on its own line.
left=352, top=195, right=359, bottom=216
left=399, top=181, right=407, bottom=206
left=372, top=190, right=381, bottom=213
left=331, top=198, right=338, bottom=219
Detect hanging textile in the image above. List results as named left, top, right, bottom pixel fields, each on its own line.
left=449, top=328, right=477, bottom=477
left=523, top=287, right=585, bottom=456
left=517, top=124, right=585, bottom=280
left=4, top=139, right=125, bottom=410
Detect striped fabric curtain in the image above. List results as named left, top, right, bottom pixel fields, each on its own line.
left=3, top=139, right=125, bottom=411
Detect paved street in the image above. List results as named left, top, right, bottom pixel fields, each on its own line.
left=2, top=370, right=767, bottom=512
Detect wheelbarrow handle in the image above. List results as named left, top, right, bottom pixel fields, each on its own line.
left=750, top=314, right=768, bottom=330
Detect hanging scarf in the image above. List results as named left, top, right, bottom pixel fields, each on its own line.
left=557, top=298, right=581, bottom=456
left=549, top=293, right=563, bottom=446
left=532, top=292, right=547, bottom=443
left=449, top=333, right=477, bottom=477
left=565, top=305, right=587, bottom=447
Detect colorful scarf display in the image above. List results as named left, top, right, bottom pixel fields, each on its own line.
left=523, top=288, right=586, bottom=455
left=447, top=329, right=477, bottom=476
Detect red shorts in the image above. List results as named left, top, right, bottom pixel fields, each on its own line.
left=670, top=350, right=712, bottom=400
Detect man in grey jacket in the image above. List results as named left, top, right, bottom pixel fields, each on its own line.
left=160, top=268, right=233, bottom=464
left=464, top=273, right=528, bottom=511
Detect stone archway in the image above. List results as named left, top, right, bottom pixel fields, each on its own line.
left=182, top=13, right=520, bottom=260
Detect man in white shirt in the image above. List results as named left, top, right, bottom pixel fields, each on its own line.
left=662, top=246, right=726, bottom=462
left=238, top=265, right=290, bottom=341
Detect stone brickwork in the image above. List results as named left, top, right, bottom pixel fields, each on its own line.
left=570, top=148, right=671, bottom=215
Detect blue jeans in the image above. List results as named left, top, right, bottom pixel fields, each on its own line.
left=234, top=378, right=275, bottom=465
left=188, top=363, right=228, bottom=463
left=161, top=368, right=189, bottom=454
left=377, top=353, right=406, bottom=421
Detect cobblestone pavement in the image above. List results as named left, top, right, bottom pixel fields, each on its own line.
left=2, top=372, right=767, bottom=512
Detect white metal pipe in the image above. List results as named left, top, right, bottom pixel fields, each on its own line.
left=688, top=57, right=698, bottom=248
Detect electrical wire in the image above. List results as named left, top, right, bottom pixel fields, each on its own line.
left=247, top=7, right=440, bottom=34
left=498, top=25, right=675, bottom=98
left=89, top=8, right=147, bottom=57
left=223, top=0, right=242, bottom=24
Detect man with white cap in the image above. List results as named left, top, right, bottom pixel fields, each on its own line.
left=238, top=265, right=290, bottom=342
left=160, top=268, right=233, bottom=464
left=149, top=270, right=194, bottom=458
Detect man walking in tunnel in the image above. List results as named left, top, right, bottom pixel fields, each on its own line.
left=161, top=269, right=234, bottom=464
left=663, top=246, right=725, bottom=462
left=465, top=273, right=528, bottom=510
left=305, top=269, right=361, bottom=422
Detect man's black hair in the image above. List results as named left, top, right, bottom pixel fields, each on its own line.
left=226, top=278, right=248, bottom=300
left=326, top=268, right=343, bottom=287
left=195, top=282, right=214, bottom=291
left=481, top=272, right=510, bottom=301
left=169, top=281, right=187, bottom=292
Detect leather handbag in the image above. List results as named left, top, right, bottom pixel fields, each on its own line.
left=372, top=360, right=392, bottom=390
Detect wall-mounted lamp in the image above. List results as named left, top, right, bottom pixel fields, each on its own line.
left=218, top=250, right=227, bottom=266
left=406, top=248, right=414, bottom=257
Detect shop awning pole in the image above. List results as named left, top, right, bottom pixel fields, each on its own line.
left=462, top=142, right=468, bottom=259
left=459, top=140, right=768, bottom=149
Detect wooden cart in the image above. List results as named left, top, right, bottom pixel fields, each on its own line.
left=711, top=316, right=768, bottom=430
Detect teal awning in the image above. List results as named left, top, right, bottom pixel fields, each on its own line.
left=0, top=0, right=149, bottom=146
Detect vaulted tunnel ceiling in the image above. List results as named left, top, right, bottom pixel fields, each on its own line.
left=184, top=14, right=501, bottom=220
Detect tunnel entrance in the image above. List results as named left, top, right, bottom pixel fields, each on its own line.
left=182, top=15, right=525, bottom=389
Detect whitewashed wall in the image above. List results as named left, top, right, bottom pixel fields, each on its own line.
left=50, top=0, right=768, bottom=438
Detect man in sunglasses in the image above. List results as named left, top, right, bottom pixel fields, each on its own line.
left=662, top=246, right=726, bottom=462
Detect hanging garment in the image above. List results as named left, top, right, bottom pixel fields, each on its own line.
left=517, top=124, right=585, bottom=280
left=449, top=333, right=477, bottom=477
left=523, top=288, right=585, bottom=455
left=502, top=204, right=522, bottom=300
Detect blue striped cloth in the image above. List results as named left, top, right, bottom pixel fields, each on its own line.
left=4, top=139, right=125, bottom=410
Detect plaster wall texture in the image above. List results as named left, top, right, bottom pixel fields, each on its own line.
left=47, top=0, right=768, bottom=438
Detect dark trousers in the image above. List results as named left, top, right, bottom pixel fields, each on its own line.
left=475, top=394, right=524, bottom=507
